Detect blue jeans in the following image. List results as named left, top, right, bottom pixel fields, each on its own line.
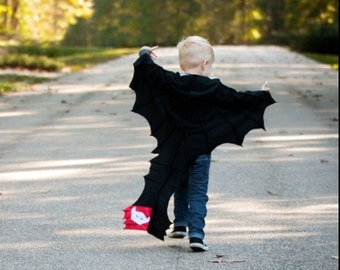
left=173, top=154, right=211, bottom=239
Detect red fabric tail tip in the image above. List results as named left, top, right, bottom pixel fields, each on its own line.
left=123, top=205, right=152, bottom=231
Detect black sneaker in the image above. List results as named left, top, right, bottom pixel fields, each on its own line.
left=189, top=237, right=209, bottom=251
left=167, top=226, right=187, bottom=238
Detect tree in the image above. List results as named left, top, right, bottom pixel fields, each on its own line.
left=284, top=0, right=338, bottom=53
left=0, top=0, right=93, bottom=44
left=0, top=0, right=20, bottom=37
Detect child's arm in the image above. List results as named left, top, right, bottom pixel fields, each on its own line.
left=130, top=45, right=177, bottom=92
left=139, top=46, right=159, bottom=60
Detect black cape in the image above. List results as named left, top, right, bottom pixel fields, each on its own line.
left=124, top=52, right=276, bottom=240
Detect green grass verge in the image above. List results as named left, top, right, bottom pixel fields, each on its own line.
left=0, top=46, right=137, bottom=94
left=0, top=74, right=50, bottom=95
left=303, top=52, right=338, bottom=70
left=1, top=46, right=138, bottom=71
left=0, top=54, right=64, bottom=71
left=60, top=48, right=137, bottom=71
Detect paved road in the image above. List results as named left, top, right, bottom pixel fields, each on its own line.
left=0, top=46, right=338, bottom=270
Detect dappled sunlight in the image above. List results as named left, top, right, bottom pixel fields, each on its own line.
left=81, top=65, right=133, bottom=75
left=114, top=144, right=154, bottom=150
left=208, top=223, right=315, bottom=240
left=208, top=197, right=338, bottom=216
left=51, top=84, right=105, bottom=93
left=39, top=122, right=117, bottom=130
left=213, top=62, right=332, bottom=70
left=104, top=84, right=130, bottom=91
left=205, top=195, right=337, bottom=244
left=0, top=157, right=150, bottom=184
left=15, top=158, right=119, bottom=169
left=0, top=212, right=46, bottom=221
left=43, top=84, right=131, bottom=94
left=37, top=196, right=82, bottom=202
left=57, top=227, right=118, bottom=237
left=0, top=168, right=85, bottom=182
left=0, top=242, right=53, bottom=250
left=279, top=146, right=333, bottom=154
left=212, top=231, right=314, bottom=242
left=0, top=111, right=36, bottom=118
left=259, top=133, right=338, bottom=142
left=208, top=224, right=291, bottom=232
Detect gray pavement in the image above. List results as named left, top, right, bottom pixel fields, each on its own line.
left=0, top=46, right=338, bottom=270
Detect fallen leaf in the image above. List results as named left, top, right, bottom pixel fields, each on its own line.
left=312, top=94, right=323, bottom=99
left=224, top=259, right=246, bottom=263
left=208, top=258, right=246, bottom=264
left=208, top=258, right=223, bottom=263
left=208, top=255, right=246, bottom=264
left=31, top=190, right=50, bottom=194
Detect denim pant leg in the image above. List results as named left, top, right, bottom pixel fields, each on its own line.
left=173, top=186, right=189, bottom=227
left=187, top=154, right=211, bottom=239
left=173, top=154, right=211, bottom=238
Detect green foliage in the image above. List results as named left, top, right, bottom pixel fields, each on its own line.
left=60, top=0, right=339, bottom=54
left=290, top=23, right=338, bottom=54
left=0, top=0, right=338, bottom=55
left=283, top=0, right=338, bottom=54
left=0, top=0, right=94, bottom=43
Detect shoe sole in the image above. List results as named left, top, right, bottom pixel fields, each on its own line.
left=189, top=243, right=209, bottom=251
left=168, top=232, right=186, bottom=238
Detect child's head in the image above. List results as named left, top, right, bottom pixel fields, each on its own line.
left=177, top=36, right=215, bottom=76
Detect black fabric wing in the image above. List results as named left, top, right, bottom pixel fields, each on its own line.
left=131, top=54, right=275, bottom=155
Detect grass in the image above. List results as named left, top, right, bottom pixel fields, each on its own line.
left=303, top=52, right=338, bottom=70
left=0, top=54, right=64, bottom=71
left=1, top=46, right=137, bottom=71
left=0, top=46, right=137, bottom=94
left=60, top=48, right=137, bottom=71
left=0, top=74, right=50, bottom=95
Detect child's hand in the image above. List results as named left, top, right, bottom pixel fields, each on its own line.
left=261, top=81, right=270, bottom=91
left=140, top=46, right=159, bottom=60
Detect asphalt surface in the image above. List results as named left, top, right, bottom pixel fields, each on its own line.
left=0, top=46, right=338, bottom=270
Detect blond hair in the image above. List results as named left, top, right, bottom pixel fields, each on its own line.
left=177, top=36, right=215, bottom=71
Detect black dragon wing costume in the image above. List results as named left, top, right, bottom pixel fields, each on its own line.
left=123, top=52, right=276, bottom=240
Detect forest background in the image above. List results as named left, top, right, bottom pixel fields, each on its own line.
left=0, top=0, right=338, bottom=93
left=1, top=0, right=338, bottom=52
